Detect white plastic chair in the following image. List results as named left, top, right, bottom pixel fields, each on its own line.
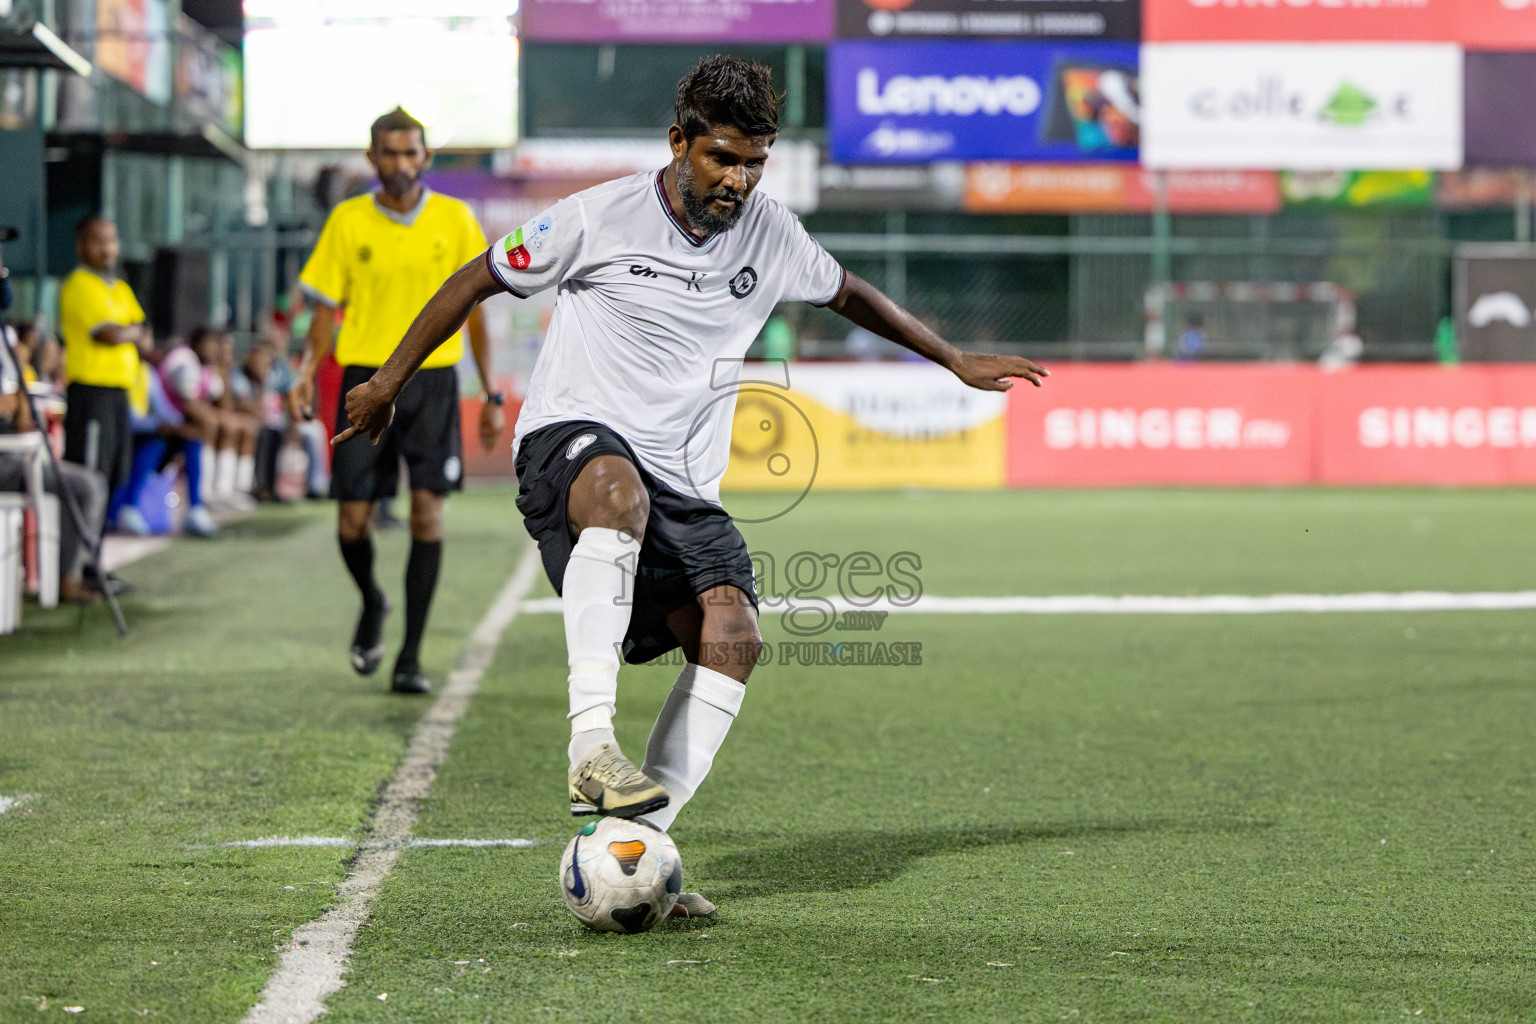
left=0, top=432, right=61, bottom=621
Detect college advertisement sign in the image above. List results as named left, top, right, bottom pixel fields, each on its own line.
left=1140, top=43, right=1462, bottom=171
left=520, top=0, right=831, bottom=42
left=722, top=364, right=1007, bottom=491
left=828, top=41, right=1139, bottom=164
left=963, top=164, right=1280, bottom=214
left=1146, top=0, right=1536, bottom=49
left=836, top=0, right=1139, bottom=41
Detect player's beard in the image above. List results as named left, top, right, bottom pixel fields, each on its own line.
left=677, top=162, right=746, bottom=235
left=380, top=169, right=419, bottom=199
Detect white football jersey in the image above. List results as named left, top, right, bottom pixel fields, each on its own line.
left=487, top=169, right=845, bottom=506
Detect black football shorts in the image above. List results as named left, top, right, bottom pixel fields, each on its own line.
left=331, top=364, right=463, bottom=501
left=514, top=419, right=758, bottom=664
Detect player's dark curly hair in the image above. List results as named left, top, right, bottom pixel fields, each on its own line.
left=370, top=106, right=426, bottom=148
left=674, top=55, right=780, bottom=143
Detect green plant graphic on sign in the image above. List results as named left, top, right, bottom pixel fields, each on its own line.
left=1320, top=83, right=1378, bottom=127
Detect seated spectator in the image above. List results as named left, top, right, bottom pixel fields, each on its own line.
left=247, top=320, right=326, bottom=501
left=0, top=320, right=110, bottom=602
left=112, top=342, right=216, bottom=538
left=189, top=327, right=258, bottom=509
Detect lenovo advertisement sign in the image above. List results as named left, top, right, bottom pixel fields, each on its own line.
left=1145, top=0, right=1536, bottom=49
left=1141, top=43, right=1462, bottom=170
left=1007, top=364, right=1536, bottom=487
left=828, top=40, right=1139, bottom=163
left=836, top=0, right=1139, bottom=40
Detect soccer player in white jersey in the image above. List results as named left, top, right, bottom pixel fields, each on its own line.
left=336, top=56, right=1047, bottom=916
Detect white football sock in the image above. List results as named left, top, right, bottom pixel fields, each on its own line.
left=639, top=664, right=746, bottom=832
left=563, top=527, right=641, bottom=769
left=200, top=446, right=217, bottom=495
left=214, top=448, right=237, bottom=497
left=236, top=452, right=255, bottom=492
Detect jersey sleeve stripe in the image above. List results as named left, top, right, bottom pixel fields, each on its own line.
left=809, top=266, right=847, bottom=308
left=484, top=246, right=529, bottom=299
left=299, top=281, right=341, bottom=308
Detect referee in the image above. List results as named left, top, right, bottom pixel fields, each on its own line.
left=293, top=107, right=504, bottom=694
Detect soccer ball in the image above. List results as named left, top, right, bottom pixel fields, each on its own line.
left=559, top=817, right=682, bottom=933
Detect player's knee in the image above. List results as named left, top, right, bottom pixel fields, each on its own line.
left=703, top=599, right=762, bottom=670
left=409, top=492, right=444, bottom=541
left=338, top=503, right=372, bottom=542
left=575, top=461, right=649, bottom=539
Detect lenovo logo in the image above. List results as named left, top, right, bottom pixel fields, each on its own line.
left=856, top=68, right=1042, bottom=117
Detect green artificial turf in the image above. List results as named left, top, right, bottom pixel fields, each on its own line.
left=4, top=489, right=1535, bottom=1022
left=0, top=490, right=523, bottom=1022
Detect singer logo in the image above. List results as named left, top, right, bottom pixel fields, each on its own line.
left=1358, top=406, right=1536, bottom=449
left=855, top=69, right=1042, bottom=117
left=1044, top=408, right=1292, bottom=451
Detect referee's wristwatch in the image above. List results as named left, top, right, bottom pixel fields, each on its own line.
left=482, top=389, right=506, bottom=407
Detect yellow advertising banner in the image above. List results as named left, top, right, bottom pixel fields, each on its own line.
left=722, top=363, right=1007, bottom=492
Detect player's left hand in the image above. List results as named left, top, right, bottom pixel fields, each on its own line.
left=333, top=378, right=395, bottom=446
left=949, top=352, right=1049, bottom=392
left=479, top=401, right=505, bottom=454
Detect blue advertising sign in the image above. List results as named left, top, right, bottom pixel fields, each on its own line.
left=827, top=40, right=1140, bottom=164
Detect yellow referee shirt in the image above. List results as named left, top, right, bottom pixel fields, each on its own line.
left=299, top=191, right=487, bottom=370
left=59, top=267, right=145, bottom=389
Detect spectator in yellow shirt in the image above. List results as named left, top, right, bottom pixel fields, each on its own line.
left=59, top=216, right=150, bottom=493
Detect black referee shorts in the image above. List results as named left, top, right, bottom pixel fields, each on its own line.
left=331, top=365, right=463, bottom=501
left=514, top=419, right=758, bottom=665
left=63, top=382, right=132, bottom=491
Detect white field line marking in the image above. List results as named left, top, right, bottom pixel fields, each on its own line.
left=204, top=837, right=537, bottom=850
left=0, top=794, right=34, bottom=816
left=521, top=591, right=1536, bottom=616
left=241, top=543, right=543, bottom=1024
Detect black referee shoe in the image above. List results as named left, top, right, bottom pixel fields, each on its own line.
left=390, top=667, right=431, bottom=695
left=350, top=594, right=390, bottom=676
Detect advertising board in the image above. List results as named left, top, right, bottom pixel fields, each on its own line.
left=1140, top=43, right=1462, bottom=170
left=828, top=40, right=1139, bottom=164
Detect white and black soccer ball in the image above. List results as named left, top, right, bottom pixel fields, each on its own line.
left=559, top=817, right=682, bottom=933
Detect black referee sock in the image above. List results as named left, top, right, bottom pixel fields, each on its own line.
left=339, top=535, right=383, bottom=609
left=396, top=539, right=443, bottom=673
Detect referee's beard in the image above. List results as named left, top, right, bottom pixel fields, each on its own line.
left=677, top=162, right=747, bottom=236
left=380, top=169, right=419, bottom=199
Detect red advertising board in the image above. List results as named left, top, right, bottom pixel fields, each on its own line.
left=964, top=165, right=1281, bottom=214
left=1316, top=366, right=1536, bottom=485
left=1007, top=365, right=1315, bottom=487
left=1144, top=0, right=1453, bottom=42
left=1145, top=0, right=1536, bottom=48
left=1461, top=1, right=1536, bottom=51
left=1008, top=364, right=1536, bottom=487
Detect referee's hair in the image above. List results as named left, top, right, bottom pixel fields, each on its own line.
left=674, top=55, right=780, bottom=144
left=74, top=214, right=109, bottom=240
left=370, top=106, right=427, bottom=148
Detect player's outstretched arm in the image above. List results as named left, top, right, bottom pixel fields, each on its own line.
left=824, top=271, right=1048, bottom=392
left=334, top=255, right=504, bottom=446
